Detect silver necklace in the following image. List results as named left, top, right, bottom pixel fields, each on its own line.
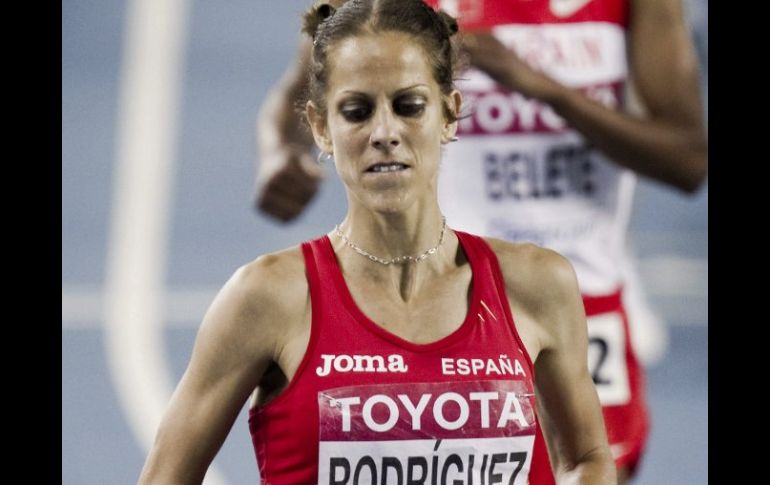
left=334, top=217, right=448, bottom=266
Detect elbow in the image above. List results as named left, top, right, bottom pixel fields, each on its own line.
left=139, top=461, right=203, bottom=485
left=681, top=147, right=708, bottom=194
left=555, top=446, right=617, bottom=485
left=138, top=430, right=206, bottom=485
left=674, top=135, right=708, bottom=194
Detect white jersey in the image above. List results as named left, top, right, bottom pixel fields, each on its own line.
left=438, top=11, right=634, bottom=295
left=435, top=1, right=668, bottom=363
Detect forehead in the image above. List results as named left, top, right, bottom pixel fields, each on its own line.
left=326, top=31, right=436, bottom=95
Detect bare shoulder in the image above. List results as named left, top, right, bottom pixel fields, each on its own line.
left=483, top=237, right=583, bottom=353
left=484, top=237, right=578, bottom=308
left=223, top=245, right=308, bottom=321
left=232, top=245, right=307, bottom=303
left=200, top=245, right=309, bottom=354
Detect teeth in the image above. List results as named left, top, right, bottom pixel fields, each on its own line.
left=371, top=163, right=406, bottom=173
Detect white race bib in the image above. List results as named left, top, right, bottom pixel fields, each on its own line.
left=587, top=312, right=631, bottom=406
left=318, top=380, right=537, bottom=484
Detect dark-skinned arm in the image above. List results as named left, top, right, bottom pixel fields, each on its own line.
left=463, top=0, right=707, bottom=193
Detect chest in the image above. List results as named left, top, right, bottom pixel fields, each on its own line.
left=344, top=265, right=474, bottom=344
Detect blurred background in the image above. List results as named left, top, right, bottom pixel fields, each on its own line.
left=62, top=0, right=707, bottom=483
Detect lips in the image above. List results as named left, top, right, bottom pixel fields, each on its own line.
left=365, top=161, right=410, bottom=173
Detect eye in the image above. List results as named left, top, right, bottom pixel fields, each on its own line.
left=394, top=97, right=426, bottom=117
left=340, top=102, right=372, bottom=122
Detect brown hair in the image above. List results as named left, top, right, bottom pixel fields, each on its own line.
left=301, top=0, right=460, bottom=122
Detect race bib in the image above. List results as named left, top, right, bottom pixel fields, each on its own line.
left=318, top=380, right=537, bottom=484
left=587, top=312, right=630, bottom=406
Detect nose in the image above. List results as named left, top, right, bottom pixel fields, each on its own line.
left=369, top=105, right=401, bottom=152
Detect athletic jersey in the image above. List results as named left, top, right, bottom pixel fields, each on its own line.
left=248, top=231, right=549, bottom=484
left=426, top=0, right=652, bottom=474
left=429, top=0, right=667, bottom=369
left=432, top=0, right=634, bottom=296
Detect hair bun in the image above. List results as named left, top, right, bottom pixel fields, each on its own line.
left=302, top=2, right=338, bottom=38
left=317, top=3, right=336, bottom=20
left=438, top=10, right=459, bottom=37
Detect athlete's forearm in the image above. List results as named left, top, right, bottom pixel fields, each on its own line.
left=257, top=76, right=314, bottom=162
left=541, top=82, right=707, bottom=193
left=256, top=42, right=315, bottom=181
left=474, top=35, right=706, bottom=194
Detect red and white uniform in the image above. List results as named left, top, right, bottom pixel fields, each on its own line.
left=249, top=232, right=553, bottom=484
left=429, top=0, right=650, bottom=473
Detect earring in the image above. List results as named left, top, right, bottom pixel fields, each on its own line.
left=316, top=151, right=333, bottom=164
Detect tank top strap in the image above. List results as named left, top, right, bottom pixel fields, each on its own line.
left=301, top=234, right=336, bottom=311
left=301, top=235, right=356, bottom=333
left=454, top=230, right=536, bottom=376
left=454, top=230, right=504, bottom=306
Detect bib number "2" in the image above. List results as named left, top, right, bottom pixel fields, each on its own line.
left=586, top=313, right=631, bottom=406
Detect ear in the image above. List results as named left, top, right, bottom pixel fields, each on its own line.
left=441, top=89, right=463, bottom=144
left=306, top=101, right=334, bottom=154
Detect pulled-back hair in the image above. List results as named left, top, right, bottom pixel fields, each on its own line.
left=301, top=0, right=460, bottom=122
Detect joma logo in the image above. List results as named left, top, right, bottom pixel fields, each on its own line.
left=315, top=354, right=408, bottom=377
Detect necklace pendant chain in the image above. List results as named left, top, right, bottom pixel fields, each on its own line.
left=334, top=217, right=448, bottom=266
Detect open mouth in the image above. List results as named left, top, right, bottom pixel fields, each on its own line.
left=366, top=162, right=410, bottom=173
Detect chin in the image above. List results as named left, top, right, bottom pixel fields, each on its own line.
left=363, top=190, right=415, bottom=214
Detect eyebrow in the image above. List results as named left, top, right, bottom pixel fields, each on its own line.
left=339, top=84, right=430, bottom=96
left=394, top=84, right=430, bottom=95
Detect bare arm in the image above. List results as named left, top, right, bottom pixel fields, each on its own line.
left=494, top=242, right=616, bottom=484
left=255, top=0, right=351, bottom=221
left=255, top=39, right=324, bottom=221
left=138, top=256, right=301, bottom=484
left=532, top=252, right=615, bottom=483
left=463, top=0, right=707, bottom=193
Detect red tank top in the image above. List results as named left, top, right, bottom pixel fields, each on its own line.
left=248, top=231, right=549, bottom=484
left=425, top=0, right=628, bottom=28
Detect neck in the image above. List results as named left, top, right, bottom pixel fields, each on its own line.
left=339, top=203, right=446, bottom=262
left=331, top=204, right=455, bottom=302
